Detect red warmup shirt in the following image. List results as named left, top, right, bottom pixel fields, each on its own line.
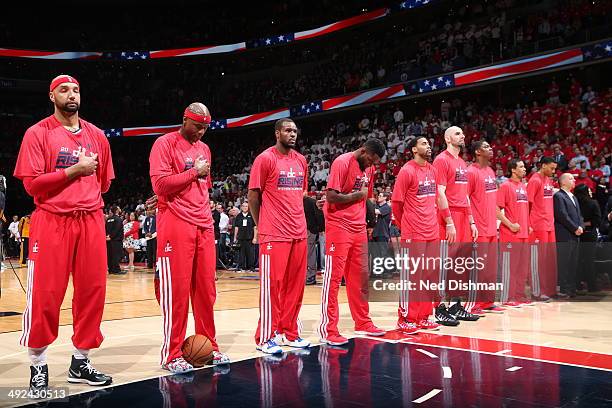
left=526, top=172, right=555, bottom=231
left=149, top=131, right=214, bottom=229
left=467, top=163, right=498, bottom=237
left=13, top=115, right=114, bottom=214
left=248, top=146, right=308, bottom=242
left=432, top=150, right=469, bottom=208
left=324, top=152, right=374, bottom=238
left=497, top=179, right=530, bottom=239
left=391, top=160, right=439, bottom=241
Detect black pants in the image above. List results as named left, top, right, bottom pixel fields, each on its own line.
left=557, top=240, right=580, bottom=295
left=370, top=236, right=393, bottom=275
left=238, top=239, right=254, bottom=270
left=146, top=238, right=157, bottom=269
left=20, top=237, right=29, bottom=265
left=107, top=240, right=123, bottom=273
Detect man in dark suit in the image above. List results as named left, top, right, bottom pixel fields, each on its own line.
left=234, top=202, right=256, bottom=271
left=304, top=194, right=324, bottom=285
left=553, top=173, right=584, bottom=297
left=106, top=206, right=124, bottom=275
left=143, top=208, right=157, bottom=269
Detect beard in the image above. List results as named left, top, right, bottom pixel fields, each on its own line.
left=279, top=140, right=295, bottom=150
left=59, top=101, right=79, bottom=113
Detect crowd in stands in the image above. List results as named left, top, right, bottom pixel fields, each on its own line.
left=0, top=0, right=609, bottom=128
left=200, top=77, right=611, bottom=220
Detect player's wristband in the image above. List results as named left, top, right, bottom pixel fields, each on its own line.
left=440, top=207, right=451, bottom=219
left=445, top=223, right=455, bottom=228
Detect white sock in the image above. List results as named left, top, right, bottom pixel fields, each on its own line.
left=73, top=348, right=89, bottom=360
left=28, top=347, right=48, bottom=366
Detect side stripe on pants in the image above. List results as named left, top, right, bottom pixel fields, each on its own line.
left=159, top=257, right=173, bottom=364
left=530, top=244, right=540, bottom=297
left=19, top=260, right=35, bottom=346
left=259, top=254, right=272, bottom=344
left=399, top=248, right=409, bottom=316
left=318, top=255, right=333, bottom=340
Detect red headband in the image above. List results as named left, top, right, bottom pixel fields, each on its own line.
left=50, top=75, right=79, bottom=92
left=184, top=109, right=211, bottom=124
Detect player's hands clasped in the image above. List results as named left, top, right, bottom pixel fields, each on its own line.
left=77, top=147, right=98, bottom=176
left=194, top=156, right=210, bottom=177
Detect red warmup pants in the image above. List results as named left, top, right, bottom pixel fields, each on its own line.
left=318, top=229, right=373, bottom=339
left=499, top=233, right=529, bottom=303
left=398, top=240, right=438, bottom=323
left=438, top=207, right=472, bottom=300
left=464, top=235, right=498, bottom=312
left=157, top=209, right=218, bottom=365
left=255, top=239, right=307, bottom=345
left=529, top=230, right=557, bottom=297
left=20, top=209, right=107, bottom=349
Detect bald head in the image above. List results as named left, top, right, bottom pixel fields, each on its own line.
left=559, top=173, right=575, bottom=190
left=181, top=102, right=211, bottom=143
left=186, top=102, right=209, bottom=117
left=443, top=125, right=465, bottom=150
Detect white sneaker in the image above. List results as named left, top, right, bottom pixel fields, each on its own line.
left=279, top=335, right=310, bottom=348
left=162, top=357, right=194, bottom=373
left=256, top=339, right=283, bottom=354
left=211, top=351, right=230, bottom=365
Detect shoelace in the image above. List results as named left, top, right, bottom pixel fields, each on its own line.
left=32, top=366, right=47, bottom=387
left=81, top=360, right=102, bottom=375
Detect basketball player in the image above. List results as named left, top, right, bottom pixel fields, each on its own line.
left=466, top=140, right=501, bottom=314
left=432, top=126, right=479, bottom=324
left=318, top=138, right=387, bottom=346
left=14, top=75, right=114, bottom=390
left=149, top=102, right=230, bottom=373
left=527, top=157, right=558, bottom=301
left=248, top=118, right=311, bottom=354
left=391, top=136, right=441, bottom=334
left=497, top=160, right=531, bottom=306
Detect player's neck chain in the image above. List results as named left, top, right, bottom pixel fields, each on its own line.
left=64, top=125, right=82, bottom=134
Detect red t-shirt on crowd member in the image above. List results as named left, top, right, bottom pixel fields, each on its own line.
left=14, top=115, right=114, bottom=214
left=391, top=160, right=439, bottom=241
left=432, top=150, right=469, bottom=208
left=150, top=131, right=214, bottom=229
left=467, top=163, right=498, bottom=237
left=526, top=172, right=555, bottom=231
left=497, top=179, right=530, bottom=239
left=248, top=146, right=308, bottom=242
left=324, top=152, right=374, bottom=239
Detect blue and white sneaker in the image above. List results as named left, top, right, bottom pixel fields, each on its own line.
left=256, top=339, right=283, bottom=354
left=279, top=335, right=310, bottom=348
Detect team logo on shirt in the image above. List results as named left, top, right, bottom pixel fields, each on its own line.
left=543, top=184, right=554, bottom=198
left=484, top=176, right=498, bottom=192
left=184, top=157, right=194, bottom=171
left=164, top=241, right=173, bottom=252
left=32, top=241, right=39, bottom=253
left=55, top=147, right=82, bottom=169
left=515, top=187, right=528, bottom=202
left=277, top=167, right=304, bottom=191
left=329, top=243, right=335, bottom=252
left=416, top=176, right=436, bottom=197
left=351, top=173, right=369, bottom=192
left=454, top=167, right=468, bottom=184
